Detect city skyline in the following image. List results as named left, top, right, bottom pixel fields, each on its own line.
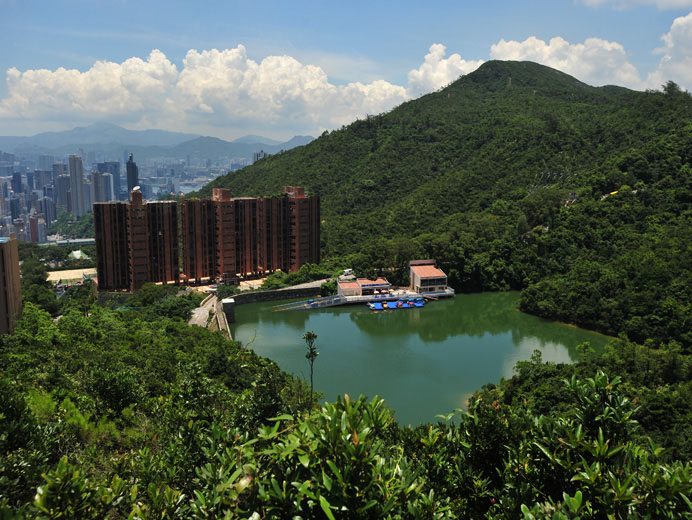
left=2, top=1, right=692, bottom=140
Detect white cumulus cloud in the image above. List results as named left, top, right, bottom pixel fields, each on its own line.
left=0, top=50, right=178, bottom=122
left=646, top=11, right=692, bottom=90
left=0, top=45, right=411, bottom=136
left=490, top=36, right=642, bottom=88
left=407, top=44, right=484, bottom=97
left=172, top=46, right=407, bottom=129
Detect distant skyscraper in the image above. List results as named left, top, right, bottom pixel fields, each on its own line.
left=102, top=173, right=114, bottom=201
left=51, top=163, right=67, bottom=187
left=252, top=150, right=268, bottom=163
left=34, top=170, right=52, bottom=191
left=29, top=215, right=39, bottom=243
left=0, top=233, right=22, bottom=334
left=57, top=174, right=71, bottom=211
left=126, top=154, right=139, bottom=193
left=90, top=170, right=107, bottom=203
left=26, top=171, right=34, bottom=191
left=96, top=161, right=120, bottom=200
left=11, top=172, right=22, bottom=194
left=9, top=198, right=20, bottom=220
left=83, top=181, right=93, bottom=211
left=40, top=197, right=56, bottom=224
left=69, top=154, right=86, bottom=217
left=38, top=155, right=54, bottom=171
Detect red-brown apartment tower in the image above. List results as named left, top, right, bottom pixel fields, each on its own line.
left=180, top=198, right=216, bottom=284
left=284, top=186, right=320, bottom=272
left=93, top=201, right=129, bottom=291
left=0, top=233, right=22, bottom=334
left=180, top=186, right=319, bottom=283
left=94, top=189, right=179, bottom=292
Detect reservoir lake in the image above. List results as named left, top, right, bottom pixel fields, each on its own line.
left=230, top=292, right=611, bottom=426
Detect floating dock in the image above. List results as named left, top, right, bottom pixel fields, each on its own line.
left=272, top=288, right=454, bottom=311
left=368, top=298, right=425, bottom=311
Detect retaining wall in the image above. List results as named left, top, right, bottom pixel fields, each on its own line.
left=230, top=287, right=321, bottom=305
left=222, top=286, right=321, bottom=324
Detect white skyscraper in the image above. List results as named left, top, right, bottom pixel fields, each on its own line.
left=68, top=154, right=86, bottom=217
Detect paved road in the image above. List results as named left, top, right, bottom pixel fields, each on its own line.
left=188, top=295, right=217, bottom=327
left=277, top=278, right=331, bottom=290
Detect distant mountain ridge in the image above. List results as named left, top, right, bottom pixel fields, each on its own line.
left=0, top=122, right=200, bottom=149
left=0, top=123, right=314, bottom=162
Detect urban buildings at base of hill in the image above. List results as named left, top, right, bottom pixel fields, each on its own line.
left=94, top=186, right=320, bottom=292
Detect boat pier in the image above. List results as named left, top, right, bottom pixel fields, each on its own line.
left=272, top=288, right=454, bottom=311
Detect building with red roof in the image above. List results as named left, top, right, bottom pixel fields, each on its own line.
left=337, top=277, right=391, bottom=297
left=409, top=260, right=448, bottom=294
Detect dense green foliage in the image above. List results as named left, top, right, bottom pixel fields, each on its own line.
left=198, top=61, right=692, bottom=349
left=4, top=326, right=692, bottom=519
left=1, top=284, right=311, bottom=516
left=46, top=210, right=94, bottom=238
left=19, top=242, right=100, bottom=316
left=5, top=61, right=692, bottom=517
left=260, top=263, right=336, bottom=290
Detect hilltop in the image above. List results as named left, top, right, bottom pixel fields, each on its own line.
left=199, top=60, right=692, bottom=348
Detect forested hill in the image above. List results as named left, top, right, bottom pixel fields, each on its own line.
left=198, top=60, right=692, bottom=348
left=199, top=60, right=683, bottom=231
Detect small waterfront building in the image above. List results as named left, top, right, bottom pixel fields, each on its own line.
left=337, top=277, right=391, bottom=297
left=357, top=277, right=391, bottom=296
left=337, top=280, right=360, bottom=297
left=410, top=260, right=448, bottom=294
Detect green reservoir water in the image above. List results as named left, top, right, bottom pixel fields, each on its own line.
left=230, top=292, right=610, bottom=426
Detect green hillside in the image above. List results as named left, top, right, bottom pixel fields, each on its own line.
left=5, top=61, right=692, bottom=518
left=199, top=60, right=692, bottom=348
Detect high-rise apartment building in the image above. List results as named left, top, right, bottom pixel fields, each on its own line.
left=11, top=172, right=22, bottom=194
left=180, top=186, right=319, bottom=284
left=34, top=170, right=52, bottom=191
left=56, top=174, right=71, bottom=211
left=40, top=197, right=56, bottom=224
left=283, top=186, right=321, bottom=272
left=96, top=161, right=120, bottom=200
left=90, top=170, right=107, bottom=203
left=94, top=189, right=179, bottom=292
left=126, top=154, right=139, bottom=193
left=51, top=163, right=67, bottom=188
left=95, top=186, right=319, bottom=292
left=68, top=154, right=86, bottom=217
left=0, top=233, right=22, bottom=334
left=39, top=155, right=54, bottom=171
left=102, top=173, right=114, bottom=201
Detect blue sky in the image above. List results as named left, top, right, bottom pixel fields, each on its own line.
left=1, top=0, right=692, bottom=140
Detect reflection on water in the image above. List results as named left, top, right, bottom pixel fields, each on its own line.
left=231, top=292, right=611, bottom=426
